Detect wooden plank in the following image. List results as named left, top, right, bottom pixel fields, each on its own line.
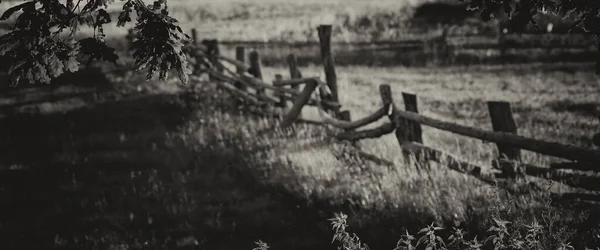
left=335, top=123, right=395, bottom=141
left=402, top=92, right=423, bottom=143
left=203, top=72, right=277, bottom=104
left=496, top=159, right=600, bottom=191
left=191, top=76, right=265, bottom=105
left=401, top=141, right=497, bottom=180
left=316, top=106, right=387, bottom=130
left=550, top=161, right=597, bottom=172
left=236, top=73, right=341, bottom=110
left=317, top=25, right=339, bottom=106
left=281, top=80, right=318, bottom=127
left=272, top=77, right=320, bottom=87
left=384, top=95, right=600, bottom=163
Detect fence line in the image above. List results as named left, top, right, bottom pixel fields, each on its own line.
left=186, top=25, right=600, bottom=197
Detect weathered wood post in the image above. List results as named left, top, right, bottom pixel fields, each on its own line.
left=488, top=101, right=521, bottom=178
left=438, top=26, right=451, bottom=65
left=380, top=85, right=427, bottom=171
left=287, top=54, right=302, bottom=92
left=281, top=80, right=319, bottom=127
left=274, top=74, right=286, bottom=110
left=402, top=92, right=423, bottom=144
left=287, top=54, right=302, bottom=119
left=202, top=39, right=222, bottom=82
left=233, top=46, right=247, bottom=107
left=191, top=28, right=198, bottom=45
left=249, top=51, right=264, bottom=97
left=317, top=25, right=340, bottom=117
left=339, top=110, right=351, bottom=122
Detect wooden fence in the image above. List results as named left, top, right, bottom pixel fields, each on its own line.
left=186, top=25, right=600, bottom=200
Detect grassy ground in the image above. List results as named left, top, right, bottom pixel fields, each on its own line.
left=1, top=61, right=598, bottom=249
left=0, top=66, right=338, bottom=250
left=0, top=0, right=599, bottom=249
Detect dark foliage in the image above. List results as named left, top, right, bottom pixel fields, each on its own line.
left=459, top=0, right=600, bottom=72
left=0, top=0, right=192, bottom=87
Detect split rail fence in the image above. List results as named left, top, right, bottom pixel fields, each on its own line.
left=187, top=25, right=600, bottom=201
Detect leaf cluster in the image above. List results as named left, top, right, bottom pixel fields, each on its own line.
left=0, top=0, right=192, bottom=86
left=460, top=0, right=600, bottom=35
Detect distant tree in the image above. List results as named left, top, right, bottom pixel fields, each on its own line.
left=459, top=0, right=600, bottom=73
left=0, top=0, right=193, bottom=87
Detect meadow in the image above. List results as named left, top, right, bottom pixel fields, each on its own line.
left=0, top=0, right=599, bottom=249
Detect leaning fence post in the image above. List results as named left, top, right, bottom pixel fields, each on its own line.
left=402, top=93, right=423, bottom=143
left=488, top=101, right=521, bottom=178
left=249, top=51, right=264, bottom=97
left=317, top=25, right=340, bottom=117
left=281, top=80, right=318, bottom=127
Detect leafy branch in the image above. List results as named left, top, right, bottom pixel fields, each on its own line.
left=0, top=0, right=193, bottom=86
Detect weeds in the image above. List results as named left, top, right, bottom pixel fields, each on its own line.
left=253, top=183, right=595, bottom=250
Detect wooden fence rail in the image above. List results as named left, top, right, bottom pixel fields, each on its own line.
left=185, top=26, right=600, bottom=196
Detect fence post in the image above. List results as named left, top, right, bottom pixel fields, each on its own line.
left=234, top=46, right=247, bottom=107
left=380, top=85, right=416, bottom=167
left=274, top=74, right=286, bottom=109
left=202, top=39, right=222, bottom=82
left=249, top=51, right=264, bottom=97
left=287, top=54, right=302, bottom=119
left=191, top=28, right=198, bottom=44
left=339, top=110, right=351, bottom=122
left=281, top=80, right=319, bottom=127
left=287, top=54, right=302, bottom=92
left=438, top=27, right=451, bottom=65
left=317, top=25, right=339, bottom=117
left=488, top=101, right=521, bottom=178
left=402, top=93, right=423, bottom=144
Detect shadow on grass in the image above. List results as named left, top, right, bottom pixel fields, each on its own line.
left=0, top=89, right=338, bottom=250
left=0, top=79, right=598, bottom=250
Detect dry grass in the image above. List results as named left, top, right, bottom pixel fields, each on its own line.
left=1, top=0, right=599, bottom=248
left=0, top=60, right=598, bottom=249
left=181, top=63, right=600, bottom=247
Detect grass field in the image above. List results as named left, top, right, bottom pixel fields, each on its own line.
left=1, top=0, right=600, bottom=249
left=1, top=61, right=599, bottom=249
